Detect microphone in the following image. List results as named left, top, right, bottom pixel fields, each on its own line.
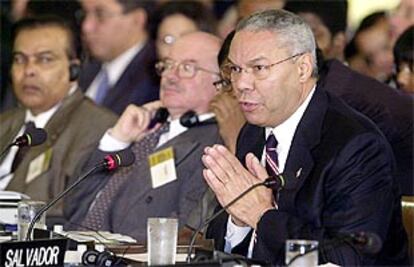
left=26, top=149, right=135, bottom=241
left=0, top=127, right=47, bottom=159
left=180, top=110, right=216, bottom=128
left=343, top=231, right=382, bottom=254
left=186, top=173, right=289, bottom=263
left=286, top=231, right=382, bottom=266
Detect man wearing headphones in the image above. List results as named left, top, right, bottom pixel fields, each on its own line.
left=0, top=16, right=117, bottom=223
left=66, top=32, right=222, bottom=242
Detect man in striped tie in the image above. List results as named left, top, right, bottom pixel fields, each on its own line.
left=203, top=9, right=409, bottom=266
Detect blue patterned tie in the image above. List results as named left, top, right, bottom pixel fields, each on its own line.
left=95, top=69, right=109, bottom=104
left=265, top=133, right=279, bottom=177
left=81, top=122, right=170, bottom=230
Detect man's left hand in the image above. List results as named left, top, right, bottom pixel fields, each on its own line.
left=202, top=145, right=274, bottom=228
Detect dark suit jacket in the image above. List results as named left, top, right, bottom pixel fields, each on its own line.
left=0, top=90, right=117, bottom=220
left=66, top=122, right=221, bottom=242
left=79, top=41, right=159, bottom=115
left=207, top=87, right=409, bottom=266
left=319, top=59, right=414, bottom=195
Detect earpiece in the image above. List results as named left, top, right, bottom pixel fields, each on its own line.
left=69, top=63, right=81, bottom=81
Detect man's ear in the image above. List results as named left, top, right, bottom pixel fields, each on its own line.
left=130, top=8, right=147, bottom=28
left=297, top=53, right=314, bottom=82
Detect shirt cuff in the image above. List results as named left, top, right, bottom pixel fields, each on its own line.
left=224, top=215, right=252, bottom=253
left=98, top=130, right=131, bottom=152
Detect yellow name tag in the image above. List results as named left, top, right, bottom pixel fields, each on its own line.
left=26, top=148, right=52, bottom=184
left=148, top=147, right=177, bottom=189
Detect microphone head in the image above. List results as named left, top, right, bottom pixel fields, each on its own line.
left=349, top=232, right=382, bottom=254
left=15, top=128, right=47, bottom=147
left=263, top=172, right=294, bottom=190
left=104, top=149, right=135, bottom=171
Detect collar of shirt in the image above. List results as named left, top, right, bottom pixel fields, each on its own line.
left=24, top=84, right=77, bottom=128
left=264, top=86, right=316, bottom=172
left=102, top=41, right=146, bottom=86
left=157, top=112, right=215, bottom=147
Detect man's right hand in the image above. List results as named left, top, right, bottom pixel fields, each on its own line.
left=109, top=101, right=163, bottom=143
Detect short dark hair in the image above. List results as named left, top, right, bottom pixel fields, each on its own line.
left=356, top=11, right=386, bottom=33
left=150, top=1, right=217, bottom=40
left=12, top=15, right=80, bottom=60
left=394, top=25, right=414, bottom=72
left=116, top=0, right=155, bottom=14
left=218, top=30, right=235, bottom=66
left=284, top=0, right=348, bottom=36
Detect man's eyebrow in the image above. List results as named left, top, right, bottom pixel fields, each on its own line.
left=12, top=50, right=56, bottom=56
left=227, top=56, right=269, bottom=66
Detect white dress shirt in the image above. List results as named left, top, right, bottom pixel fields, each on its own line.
left=224, top=86, right=316, bottom=256
left=0, top=85, right=78, bottom=190
left=86, top=41, right=145, bottom=101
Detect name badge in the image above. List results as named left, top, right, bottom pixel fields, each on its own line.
left=26, top=148, right=52, bottom=184
left=148, top=147, right=177, bottom=189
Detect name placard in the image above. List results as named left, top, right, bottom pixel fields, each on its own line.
left=0, top=239, right=67, bottom=267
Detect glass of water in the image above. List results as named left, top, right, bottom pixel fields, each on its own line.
left=147, top=217, right=178, bottom=266
left=17, top=200, right=46, bottom=241
left=285, top=239, right=319, bottom=267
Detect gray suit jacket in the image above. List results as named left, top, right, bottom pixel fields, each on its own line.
left=66, top=122, right=221, bottom=242
left=0, top=90, right=117, bottom=219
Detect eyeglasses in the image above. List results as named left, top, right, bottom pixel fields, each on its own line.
left=155, top=59, right=219, bottom=79
left=75, top=9, right=125, bottom=24
left=213, top=79, right=232, bottom=92
left=222, top=52, right=305, bottom=81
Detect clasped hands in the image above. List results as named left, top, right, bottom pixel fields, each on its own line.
left=202, top=144, right=275, bottom=229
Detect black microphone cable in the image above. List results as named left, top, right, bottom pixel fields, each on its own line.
left=26, top=149, right=135, bottom=241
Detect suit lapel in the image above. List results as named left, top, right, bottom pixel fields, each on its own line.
left=278, top=87, right=327, bottom=211
left=0, top=109, right=25, bottom=161
left=102, top=42, right=155, bottom=107
left=7, top=90, right=85, bottom=190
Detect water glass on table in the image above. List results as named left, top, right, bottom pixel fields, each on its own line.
left=147, top=217, right=178, bottom=266
left=17, top=200, right=46, bottom=241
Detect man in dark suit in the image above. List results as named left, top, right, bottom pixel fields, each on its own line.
left=65, top=32, right=222, bottom=242
left=78, top=0, right=158, bottom=115
left=203, top=10, right=409, bottom=265
left=0, top=16, right=117, bottom=221
left=285, top=0, right=413, bottom=196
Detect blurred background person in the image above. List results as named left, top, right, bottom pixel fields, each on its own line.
left=77, top=0, right=159, bottom=115
left=393, top=25, right=414, bottom=95
left=350, top=11, right=395, bottom=82
left=151, top=0, right=217, bottom=59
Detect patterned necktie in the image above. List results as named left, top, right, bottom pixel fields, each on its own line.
left=265, top=133, right=279, bottom=177
left=81, top=122, right=170, bottom=230
left=95, top=69, right=109, bottom=104
left=11, top=121, right=36, bottom=173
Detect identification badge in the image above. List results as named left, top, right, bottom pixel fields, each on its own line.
left=26, top=148, right=52, bottom=184
left=148, top=147, right=177, bottom=189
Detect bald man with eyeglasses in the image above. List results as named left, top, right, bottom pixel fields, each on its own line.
left=65, top=32, right=224, bottom=242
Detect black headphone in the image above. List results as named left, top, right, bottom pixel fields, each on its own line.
left=69, top=63, right=81, bottom=81
left=82, top=249, right=127, bottom=267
